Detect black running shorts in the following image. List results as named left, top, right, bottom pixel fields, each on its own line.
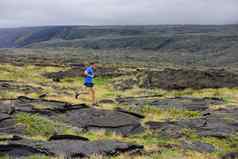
left=84, top=83, right=94, bottom=88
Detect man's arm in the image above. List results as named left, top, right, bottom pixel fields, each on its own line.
left=84, top=70, right=94, bottom=78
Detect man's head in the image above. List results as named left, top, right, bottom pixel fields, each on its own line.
left=90, top=62, right=97, bottom=69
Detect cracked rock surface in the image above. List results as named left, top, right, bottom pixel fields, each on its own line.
left=116, top=96, right=224, bottom=111
left=64, top=108, right=144, bottom=136
left=0, top=136, right=143, bottom=158
left=0, top=96, right=144, bottom=136
left=146, top=108, right=238, bottom=139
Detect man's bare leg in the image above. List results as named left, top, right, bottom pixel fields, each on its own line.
left=75, top=86, right=89, bottom=99
left=90, top=87, right=96, bottom=105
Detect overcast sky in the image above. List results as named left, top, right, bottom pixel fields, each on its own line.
left=0, top=0, right=238, bottom=28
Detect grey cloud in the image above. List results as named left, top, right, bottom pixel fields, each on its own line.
left=0, top=0, right=237, bottom=27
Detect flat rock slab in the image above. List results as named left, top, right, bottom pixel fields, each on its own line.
left=0, top=80, right=42, bottom=94
left=0, top=112, right=24, bottom=134
left=211, top=108, right=238, bottom=121
left=151, top=97, right=224, bottom=111
left=48, top=134, right=89, bottom=141
left=181, top=140, right=215, bottom=153
left=0, top=112, right=11, bottom=121
left=137, top=68, right=238, bottom=90
left=0, top=96, right=82, bottom=115
left=0, top=144, right=49, bottom=157
left=99, top=99, right=116, bottom=104
left=64, top=108, right=144, bottom=136
left=45, top=140, right=143, bottom=158
left=4, top=137, right=143, bottom=158
left=145, top=121, right=184, bottom=138
left=146, top=108, right=238, bottom=138
left=0, top=96, right=144, bottom=136
left=117, top=96, right=223, bottom=111
left=0, top=135, right=23, bottom=142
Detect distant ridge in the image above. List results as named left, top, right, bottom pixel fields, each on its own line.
left=0, top=25, right=238, bottom=53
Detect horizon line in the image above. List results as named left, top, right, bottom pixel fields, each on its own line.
left=1, top=23, right=238, bottom=29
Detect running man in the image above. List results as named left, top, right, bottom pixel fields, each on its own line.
left=83, top=62, right=97, bottom=106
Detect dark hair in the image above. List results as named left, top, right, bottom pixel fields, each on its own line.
left=90, top=62, right=96, bottom=65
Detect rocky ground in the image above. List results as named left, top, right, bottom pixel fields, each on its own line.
left=0, top=63, right=238, bottom=159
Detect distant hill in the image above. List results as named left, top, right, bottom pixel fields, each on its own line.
left=0, top=25, right=238, bottom=53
